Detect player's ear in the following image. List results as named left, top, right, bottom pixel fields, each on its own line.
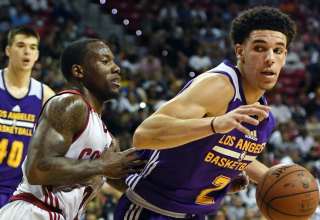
left=235, top=44, right=245, bottom=63
left=34, top=49, right=39, bottom=62
left=5, top=46, right=10, bottom=57
left=281, top=48, right=288, bottom=67
left=71, top=64, right=84, bottom=79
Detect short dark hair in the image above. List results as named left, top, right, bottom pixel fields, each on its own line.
left=230, top=6, right=296, bottom=48
left=7, top=26, right=40, bottom=46
left=60, top=38, right=101, bottom=81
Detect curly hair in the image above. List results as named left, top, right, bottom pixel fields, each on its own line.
left=230, top=6, right=297, bottom=48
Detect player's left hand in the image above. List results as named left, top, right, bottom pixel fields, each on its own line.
left=228, top=171, right=249, bottom=193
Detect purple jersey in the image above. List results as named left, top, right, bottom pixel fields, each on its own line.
left=125, top=60, right=276, bottom=216
left=0, top=69, right=43, bottom=195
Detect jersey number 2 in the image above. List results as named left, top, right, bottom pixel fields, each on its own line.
left=0, top=138, right=24, bottom=168
left=195, top=175, right=231, bottom=205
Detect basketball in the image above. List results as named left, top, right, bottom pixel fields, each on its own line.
left=256, top=164, right=320, bottom=220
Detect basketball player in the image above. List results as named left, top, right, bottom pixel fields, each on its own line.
left=0, top=39, right=144, bottom=219
left=0, top=26, right=55, bottom=208
left=115, top=6, right=297, bottom=219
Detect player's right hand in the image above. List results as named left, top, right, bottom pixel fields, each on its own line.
left=213, top=102, right=270, bottom=135
left=99, top=144, right=146, bottom=179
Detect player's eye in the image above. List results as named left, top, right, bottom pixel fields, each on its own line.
left=274, top=48, right=284, bottom=55
left=254, top=46, right=265, bottom=52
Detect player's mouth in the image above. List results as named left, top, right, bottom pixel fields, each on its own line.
left=111, top=80, right=121, bottom=88
left=260, top=70, right=276, bottom=77
left=22, top=58, right=31, bottom=65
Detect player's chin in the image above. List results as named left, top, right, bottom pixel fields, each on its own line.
left=20, top=65, right=33, bottom=71
left=107, top=90, right=120, bottom=99
left=260, top=83, right=276, bottom=91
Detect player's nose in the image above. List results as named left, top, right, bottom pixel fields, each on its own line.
left=112, top=63, right=121, bottom=75
left=265, top=49, right=275, bottom=66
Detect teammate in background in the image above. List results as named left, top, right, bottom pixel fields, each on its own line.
left=0, top=39, right=144, bottom=219
left=115, top=6, right=297, bottom=219
left=0, top=26, right=55, bottom=208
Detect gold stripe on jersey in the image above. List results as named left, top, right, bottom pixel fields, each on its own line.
left=212, top=145, right=257, bottom=161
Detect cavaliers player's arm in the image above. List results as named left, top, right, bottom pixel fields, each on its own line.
left=134, top=72, right=270, bottom=150
left=104, top=136, right=128, bottom=192
left=26, top=94, right=105, bottom=186
left=42, top=84, right=55, bottom=105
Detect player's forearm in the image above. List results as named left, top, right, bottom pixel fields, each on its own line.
left=245, top=159, right=269, bottom=183
left=133, top=114, right=214, bottom=149
left=27, top=157, right=104, bottom=186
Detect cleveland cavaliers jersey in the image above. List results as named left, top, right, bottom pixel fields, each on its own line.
left=13, top=91, right=112, bottom=220
left=125, top=60, right=276, bottom=215
left=0, top=69, right=43, bottom=195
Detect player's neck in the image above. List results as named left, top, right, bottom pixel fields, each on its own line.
left=5, top=64, right=31, bottom=88
left=67, top=82, right=103, bottom=114
left=70, top=83, right=103, bottom=115
left=80, top=87, right=103, bottom=114
left=241, top=81, right=265, bottom=104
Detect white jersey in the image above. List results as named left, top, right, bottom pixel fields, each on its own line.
left=12, top=90, right=112, bottom=220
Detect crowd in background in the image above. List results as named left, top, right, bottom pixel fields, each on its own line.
left=0, top=0, right=320, bottom=219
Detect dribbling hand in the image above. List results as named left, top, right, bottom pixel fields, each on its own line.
left=228, top=171, right=250, bottom=193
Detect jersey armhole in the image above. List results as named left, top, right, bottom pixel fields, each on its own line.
left=36, top=90, right=91, bottom=143
left=212, top=71, right=236, bottom=101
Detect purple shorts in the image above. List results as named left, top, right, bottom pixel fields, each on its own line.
left=114, top=194, right=205, bottom=220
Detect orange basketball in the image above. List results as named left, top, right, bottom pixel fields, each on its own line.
left=256, top=164, right=319, bottom=220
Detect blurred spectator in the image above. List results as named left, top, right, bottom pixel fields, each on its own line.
left=188, top=44, right=212, bottom=72
left=226, top=195, right=246, bottom=220
left=2, top=0, right=320, bottom=219
left=306, top=115, right=320, bottom=139
left=307, top=86, right=320, bottom=120
left=276, top=51, right=306, bottom=100
left=294, top=127, right=316, bottom=159
left=270, top=94, right=292, bottom=124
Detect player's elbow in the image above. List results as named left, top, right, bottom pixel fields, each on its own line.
left=133, top=128, right=147, bottom=148
left=133, top=127, right=157, bottom=149
left=26, top=167, right=41, bottom=185
left=26, top=160, right=49, bottom=185
left=133, top=127, right=168, bottom=149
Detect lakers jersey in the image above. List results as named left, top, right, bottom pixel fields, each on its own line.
left=0, top=69, right=43, bottom=195
left=125, top=60, right=276, bottom=215
left=13, top=90, right=112, bottom=220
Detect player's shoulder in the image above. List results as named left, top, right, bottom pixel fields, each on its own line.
left=47, top=92, right=87, bottom=110
left=44, top=92, right=89, bottom=121
left=42, top=83, right=55, bottom=104
left=192, top=72, right=234, bottom=95
left=196, top=71, right=232, bottom=83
